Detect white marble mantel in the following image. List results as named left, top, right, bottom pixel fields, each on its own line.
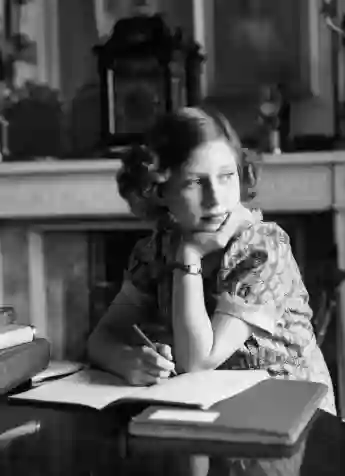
left=0, top=151, right=344, bottom=220
left=0, top=153, right=340, bottom=218
left=0, top=151, right=345, bottom=418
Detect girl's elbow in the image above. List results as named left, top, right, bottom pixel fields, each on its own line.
left=183, top=350, right=237, bottom=373
left=175, top=354, right=201, bottom=373
left=176, top=355, right=219, bottom=373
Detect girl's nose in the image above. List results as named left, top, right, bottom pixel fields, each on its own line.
left=202, top=180, right=220, bottom=209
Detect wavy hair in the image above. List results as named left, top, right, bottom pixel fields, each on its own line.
left=117, top=107, right=262, bottom=225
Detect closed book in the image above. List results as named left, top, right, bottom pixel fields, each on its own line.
left=0, top=324, right=35, bottom=351
left=0, top=338, right=50, bottom=394
left=129, top=379, right=328, bottom=447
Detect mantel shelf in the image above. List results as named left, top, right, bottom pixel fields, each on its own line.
left=0, top=151, right=345, bottom=220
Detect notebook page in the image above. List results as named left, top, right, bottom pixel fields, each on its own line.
left=10, top=368, right=270, bottom=410
left=10, top=369, right=145, bottom=410
left=131, top=369, right=270, bottom=409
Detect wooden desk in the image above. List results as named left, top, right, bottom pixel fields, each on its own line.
left=0, top=152, right=345, bottom=418
left=0, top=399, right=344, bottom=476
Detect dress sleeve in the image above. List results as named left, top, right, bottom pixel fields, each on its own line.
left=122, top=233, right=158, bottom=304
left=89, top=234, right=160, bottom=342
left=214, top=222, right=314, bottom=350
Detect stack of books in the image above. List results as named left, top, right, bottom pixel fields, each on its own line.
left=0, top=310, right=50, bottom=394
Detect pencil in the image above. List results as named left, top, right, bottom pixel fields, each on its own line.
left=132, top=324, right=177, bottom=376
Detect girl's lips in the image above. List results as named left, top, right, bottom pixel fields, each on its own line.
left=201, top=213, right=227, bottom=224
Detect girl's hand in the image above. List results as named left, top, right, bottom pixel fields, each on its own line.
left=180, top=206, right=253, bottom=259
left=124, top=344, right=176, bottom=386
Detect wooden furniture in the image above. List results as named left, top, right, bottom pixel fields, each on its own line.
left=0, top=398, right=344, bottom=475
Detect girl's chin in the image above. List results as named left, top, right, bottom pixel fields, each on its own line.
left=197, top=213, right=229, bottom=232
left=179, top=214, right=228, bottom=233
left=199, top=224, right=222, bottom=232
left=194, top=222, right=225, bottom=232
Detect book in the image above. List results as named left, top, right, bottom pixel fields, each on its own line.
left=32, top=360, right=84, bottom=384
left=128, top=379, right=328, bottom=446
left=9, top=368, right=270, bottom=410
left=0, top=324, right=36, bottom=351
left=0, top=338, right=50, bottom=394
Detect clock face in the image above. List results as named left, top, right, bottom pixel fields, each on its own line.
left=114, top=78, right=165, bottom=134
left=110, top=56, right=166, bottom=135
left=105, top=55, right=187, bottom=139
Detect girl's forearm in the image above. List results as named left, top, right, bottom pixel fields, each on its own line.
left=87, top=296, right=146, bottom=377
left=87, top=325, right=136, bottom=378
left=172, top=245, right=214, bottom=371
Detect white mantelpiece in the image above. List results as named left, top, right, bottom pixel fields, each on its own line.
left=0, top=152, right=344, bottom=219
left=0, top=152, right=345, bottom=419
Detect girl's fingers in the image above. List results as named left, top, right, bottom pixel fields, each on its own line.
left=146, top=367, right=171, bottom=379
left=220, top=206, right=252, bottom=233
left=127, top=368, right=170, bottom=386
left=155, top=343, right=173, bottom=361
left=127, top=369, right=158, bottom=386
left=142, top=346, right=176, bottom=371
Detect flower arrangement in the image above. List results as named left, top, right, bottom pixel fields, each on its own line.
left=1, top=81, right=63, bottom=160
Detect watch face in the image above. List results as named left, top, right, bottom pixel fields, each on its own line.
left=188, top=264, right=202, bottom=275
left=174, top=263, right=202, bottom=275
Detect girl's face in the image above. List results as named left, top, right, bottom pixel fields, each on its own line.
left=163, top=139, right=240, bottom=233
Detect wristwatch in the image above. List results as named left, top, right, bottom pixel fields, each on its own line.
left=171, top=262, right=202, bottom=275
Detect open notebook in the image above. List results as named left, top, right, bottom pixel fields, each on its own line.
left=8, top=368, right=270, bottom=410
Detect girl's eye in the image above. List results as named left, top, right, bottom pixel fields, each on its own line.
left=219, top=173, right=234, bottom=183
left=184, top=178, right=202, bottom=188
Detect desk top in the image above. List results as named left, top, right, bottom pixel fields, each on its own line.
left=0, top=399, right=344, bottom=476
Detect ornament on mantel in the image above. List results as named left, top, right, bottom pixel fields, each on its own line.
left=257, top=84, right=282, bottom=155
left=130, top=0, right=158, bottom=16
left=93, top=12, right=204, bottom=154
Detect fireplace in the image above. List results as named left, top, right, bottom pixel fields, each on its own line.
left=88, top=228, right=151, bottom=331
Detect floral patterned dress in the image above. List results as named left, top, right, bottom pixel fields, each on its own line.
left=124, top=212, right=336, bottom=415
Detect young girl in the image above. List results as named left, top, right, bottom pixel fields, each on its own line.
left=87, top=106, right=336, bottom=415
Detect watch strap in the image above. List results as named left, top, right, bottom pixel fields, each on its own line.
left=169, top=262, right=202, bottom=275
